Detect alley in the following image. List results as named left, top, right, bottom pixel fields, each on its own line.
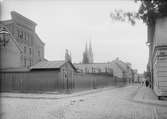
left=1, top=85, right=167, bottom=119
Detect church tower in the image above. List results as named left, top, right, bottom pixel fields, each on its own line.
left=89, top=40, right=93, bottom=63
left=82, top=41, right=93, bottom=64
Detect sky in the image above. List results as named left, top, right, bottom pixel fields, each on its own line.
left=1, top=0, right=148, bottom=73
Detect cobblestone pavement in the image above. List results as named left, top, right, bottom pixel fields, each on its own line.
left=1, top=85, right=167, bottom=119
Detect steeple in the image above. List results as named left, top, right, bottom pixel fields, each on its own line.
left=89, top=40, right=93, bottom=63
left=85, top=41, right=88, bottom=54
left=82, top=40, right=94, bottom=64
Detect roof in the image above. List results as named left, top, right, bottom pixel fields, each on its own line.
left=0, top=67, right=29, bottom=72
left=30, top=61, right=66, bottom=70
left=112, top=59, right=130, bottom=72
left=11, top=11, right=37, bottom=26
left=74, top=62, right=109, bottom=67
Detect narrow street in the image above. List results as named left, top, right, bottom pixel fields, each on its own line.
left=1, top=85, right=167, bottom=119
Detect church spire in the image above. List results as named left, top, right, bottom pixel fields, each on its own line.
left=82, top=40, right=94, bottom=64
left=89, top=40, right=93, bottom=63
left=85, top=41, right=88, bottom=54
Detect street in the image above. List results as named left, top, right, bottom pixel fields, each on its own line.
left=1, top=85, right=167, bottom=119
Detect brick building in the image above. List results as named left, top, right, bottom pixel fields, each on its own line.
left=0, top=11, right=45, bottom=69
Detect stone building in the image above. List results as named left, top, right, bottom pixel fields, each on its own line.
left=0, top=11, right=45, bottom=69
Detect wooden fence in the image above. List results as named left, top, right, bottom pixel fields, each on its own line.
left=0, top=71, right=127, bottom=93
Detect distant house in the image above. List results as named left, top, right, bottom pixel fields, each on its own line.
left=107, top=61, right=124, bottom=79
left=74, top=57, right=135, bottom=82
left=74, top=63, right=113, bottom=75
left=30, top=60, right=77, bottom=90
left=112, top=58, right=133, bottom=82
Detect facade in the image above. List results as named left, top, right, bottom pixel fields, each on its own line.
left=0, top=11, right=45, bottom=69
left=147, top=17, right=167, bottom=97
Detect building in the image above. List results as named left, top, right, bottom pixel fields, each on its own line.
left=75, top=57, right=135, bottom=82
left=0, top=11, right=45, bottom=69
left=147, top=17, right=167, bottom=88
left=30, top=60, right=77, bottom=90
left=82, top=41, right=93, bottom=64
left=74, top=62, right=113, bottom=75
left=147, top=17, right=167, bottom=97
left=112, top=58, right=133, bottom=82
left=77, top=40, right=135, bottom=81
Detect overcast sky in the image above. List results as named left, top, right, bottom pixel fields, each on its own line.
left=1, top=0, right=148, bottom=73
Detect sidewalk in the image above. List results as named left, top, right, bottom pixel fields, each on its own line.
left=0, top=86, right=116, bottom=100
left=133, top=86, right=167, bottom=106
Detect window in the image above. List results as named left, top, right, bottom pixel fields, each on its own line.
left=24, top=46, right=26, bottom=54
left=30, top=59, right=32, bottom=66
left=24, top=58, right=26, bottom=67
left=24, top=32, right=26, bottom=41
left=29, top=48, right=32, bottom=56
left=30, top=37, right=33, bottom=46
left=19, top=31, right=23, bottom=39
left=160, top=52, right=165, bottom=56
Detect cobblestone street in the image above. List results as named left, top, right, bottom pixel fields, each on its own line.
left=1, top=85, right=167, bottom=119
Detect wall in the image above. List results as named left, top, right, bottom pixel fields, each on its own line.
left=154, top=17, right=167, bottom=46
left=0, top=33, right=22, bottom=68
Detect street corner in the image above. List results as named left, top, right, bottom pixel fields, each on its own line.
left=133, top=86, right=167, bottom=106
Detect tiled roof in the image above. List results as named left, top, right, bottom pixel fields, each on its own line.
left=30, top=60, right=66, bottom=69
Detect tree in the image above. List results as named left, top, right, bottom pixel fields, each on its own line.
left=110, top=0, right=167, bottom=25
